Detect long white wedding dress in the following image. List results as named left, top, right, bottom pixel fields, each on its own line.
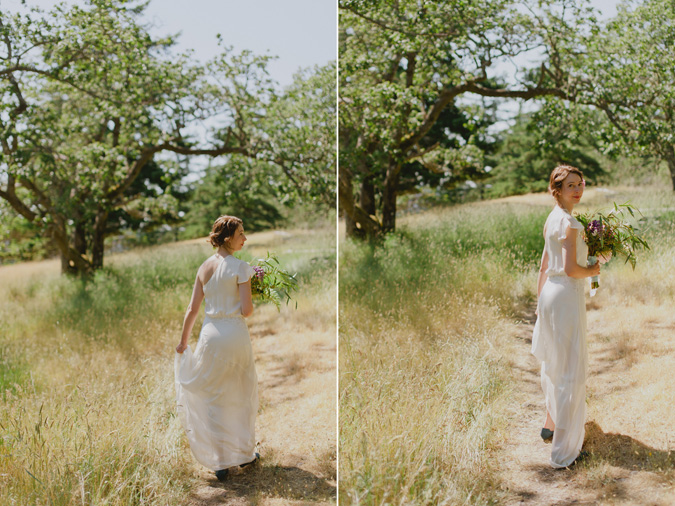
left=175, top=255, right=258, bottom=470
left=531, top=205, right=588, bottom=468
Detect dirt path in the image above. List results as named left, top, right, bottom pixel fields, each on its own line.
left=183, top=304, right=337, bottom=505
left=498, top=303, right=675, bottom=505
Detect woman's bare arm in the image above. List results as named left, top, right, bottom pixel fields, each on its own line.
left=176, top=273, right=205, bottom=353
left=239, top=280, right=253, bottom=318
left=562, top=226, right=600, bottom=279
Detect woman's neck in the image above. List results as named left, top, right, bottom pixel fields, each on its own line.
left=557, top=201, right=574, bottom=213
left=216, top=246, right=233, bottom=258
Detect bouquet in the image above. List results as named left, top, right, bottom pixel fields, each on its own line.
left=250, top=253, right=299, bottom=311
left=575, top=202, right=650, bottom=295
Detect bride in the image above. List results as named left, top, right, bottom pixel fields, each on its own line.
left=531, top=165, right=600, bottom=468
left=174, top=215, right=260, bottom=480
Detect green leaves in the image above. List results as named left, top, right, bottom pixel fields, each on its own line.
left=250, top=252, right=299, bottom=311
left=575, top=202, right=651, bottom=270
left=536, top=0, right=675, bottom=187
left=1, top=0, right=335, bottom=273
left=261, top=62, right=337, bottom=207
left=486, top=112, right=605, bottom=198
left=339, top=0, right=601, bottom=238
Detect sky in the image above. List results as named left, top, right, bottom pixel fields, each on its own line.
left=4, top=0, right=337, bottom=86
left=589, top=0, right=619, bottom=18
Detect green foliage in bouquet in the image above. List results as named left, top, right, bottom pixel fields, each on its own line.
left=575, top=202, right=650, bottom=269
left=250, top=253, right=299, bottom=311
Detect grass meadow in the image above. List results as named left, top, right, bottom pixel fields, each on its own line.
left=339, top=185, right=675, bottom=505
left=0, top=222, right=336, bottom=505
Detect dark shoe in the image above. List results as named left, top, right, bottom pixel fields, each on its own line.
left=571, top=450, right=589, bottom=466
left=240, top=452, right=260, bottom=468
left=540, top=428, right=554, bottom=441
left=558, top=450, right=589, bottom=470
left=215, top=468, right=229, bottom=481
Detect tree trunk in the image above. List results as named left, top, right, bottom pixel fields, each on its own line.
left=91, top=208, right=109, bottom=270
left=346, top=176, right=377, bottom=239
left=345, top=213, right=360, bottom=239
left=50, top=219, right=92, bottom=276
left=60, top=251, right=76, bottom=275
left=360, top=176, right=376, bottom=216
left=54, top=228, right=90, bottom=275
left=665, top=144, right=675, bottom=191
left=339, top=162, right=381, bottom=239
left=381, top=164, right=401, bottom=234
left=74, top=221, right=87, bottom=257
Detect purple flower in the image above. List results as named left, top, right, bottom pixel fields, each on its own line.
left=588, top=219, right=606, bottom=236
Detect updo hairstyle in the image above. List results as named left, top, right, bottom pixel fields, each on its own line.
left=549, top=164, right=584, bottom=202
left=208, top=215, right=243, bottom=248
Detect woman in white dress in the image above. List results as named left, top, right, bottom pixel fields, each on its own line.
left=531, top=165, right=600, bottom=469
left=174, top=215, right=259, bottom=481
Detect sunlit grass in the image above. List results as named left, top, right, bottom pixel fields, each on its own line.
left=339, top=185, right=675, bottom=504
left=0, top=222, right=335, bottom=505
left=339, top=203, right=543, bottom=504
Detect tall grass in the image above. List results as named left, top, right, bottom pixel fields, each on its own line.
left=0, top=249, right=197, bottom=504
left=340, top=204, right=547, bottom=504
left=339, top=187, right=675, bottom=504
left=0, top=224, right=335, bottom=505
left=341, top=205, right=548, bottom=320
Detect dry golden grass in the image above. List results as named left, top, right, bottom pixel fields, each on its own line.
left=0, top=225, right=336, bottom=505
left=340, top=185, right=675, bottom=505
left=340, top=301, right=514, bottom=504
left=339, top=204, right=541, bottom=504
left=486, top=187, right=675, bottom=505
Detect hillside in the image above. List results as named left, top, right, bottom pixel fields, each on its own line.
left=0, top=225, right=336, bottom=505
left=339, top=186, right=675, bottom=505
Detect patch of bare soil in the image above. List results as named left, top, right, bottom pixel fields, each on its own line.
left=498, top=304, right=675, bottom=506
left=184, top=305, right=336, bottom=505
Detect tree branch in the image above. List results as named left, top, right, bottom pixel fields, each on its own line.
left=400, top=81, right=570, bottom=152
left=19, top=176, right=55, bottom=216
left=106, top=142, right=251, bottom=203
left=1, top=64, right=121, bottom=104
left=405, top=52, right=416, bottom=88
left=404, top=141, right=440, bottom=163
left=340, top=5, right=458, bottom=39
left=0, top=175, right=37, bottom=222
left=382, top=53, right=402, bottom=83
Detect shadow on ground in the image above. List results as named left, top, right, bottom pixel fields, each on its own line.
left=517, top=421, right=675, bottom=505
left=526, top=421, right=674, bottom=475
left=584, top=421, right=675, bottom=472
left=503, top=296, right=675, bottom=505
left=191, top=465, right=336, bottom=505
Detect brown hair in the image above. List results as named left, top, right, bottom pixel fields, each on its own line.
left=208, top=215, right=243, bottom=248
left=549, top=164, right=584, bottom=202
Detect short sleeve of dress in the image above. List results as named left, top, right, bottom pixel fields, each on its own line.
left=557, top=213, right=584, bottom=242
left=237, top=260, right=255, bottom=284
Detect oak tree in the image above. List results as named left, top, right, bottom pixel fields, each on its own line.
left=0, top=1, right=334, bottom=273
left=339, top=0, right=597, bottom=238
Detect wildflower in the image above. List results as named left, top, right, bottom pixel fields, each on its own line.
left=249, top=253, right=299, bottom=311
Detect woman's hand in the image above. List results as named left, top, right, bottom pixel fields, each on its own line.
left=176, top=342, right=188, bottom=354
left=588, top=262, right=601, bottom=277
